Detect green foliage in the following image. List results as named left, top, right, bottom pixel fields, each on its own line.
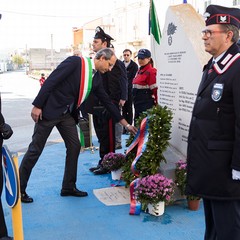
left=186, top=195, right=201, bottom=201
left=175, top=160, right=187, bottom=196
left=175, top=159, right=200, bottom=201
left=122, top=105, right=173, bottom=186
left=12, top=54, right=25, bottom=66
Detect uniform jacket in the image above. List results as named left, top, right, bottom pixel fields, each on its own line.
left=132, top=63, right=157, bottom=90
left=33, top=56, right=123, bottom=122
left=186, top=43, right=240, bottom=200
left=101, top=59, right=128, bottom=103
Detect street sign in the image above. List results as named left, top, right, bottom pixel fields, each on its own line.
left=2, top=145, right=18, bottom=208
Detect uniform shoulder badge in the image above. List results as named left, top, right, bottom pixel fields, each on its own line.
left=211, top=83, right=224, bottom=102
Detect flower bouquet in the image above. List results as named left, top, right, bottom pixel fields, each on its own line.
left=101, top=152, right=126, bottom=180
left=101, top=152, right=126, bottom=171
left=175, top=159, right=187, bottom=196
left=134, top=173, right=175, bottom=215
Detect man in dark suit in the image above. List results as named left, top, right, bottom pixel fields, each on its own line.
left=122, top=49, right=138, bottom=133
left=19, top=48, right=137, bottom=203
left=186, top=5, right=240, bottom=240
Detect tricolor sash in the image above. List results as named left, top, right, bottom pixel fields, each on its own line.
left=126, top=117, right=149, bottom=215
left=77, top=57, right=93, bottom=145
left=77, top=56, right=93, bottom=107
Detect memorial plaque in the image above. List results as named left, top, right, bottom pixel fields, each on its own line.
left=156, top=4, right=209, bottom=157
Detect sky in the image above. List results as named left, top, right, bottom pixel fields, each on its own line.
left=1, top=0, right=228, bottom=52
left=0, top=0, right=115, bottom=50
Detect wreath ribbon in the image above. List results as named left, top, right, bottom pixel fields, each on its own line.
left=126, top=117, right=149, bottom=215
left=129, top=178, right=141, bottom=215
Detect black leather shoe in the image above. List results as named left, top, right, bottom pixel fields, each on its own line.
left=60, top=187, right=88, bottom=197
left=21, top=192, right=33, bottom=203
left=89, top=165, right=101, bottom=172
left=93, top=166, right=110, bottom=175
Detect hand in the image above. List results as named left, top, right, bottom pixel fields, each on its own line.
left=232, top=169, right=240, bottom=180
left=126, top=124, right=138, bottom=135
left=31, top=106, right=42, bottom=123
left=119, top=99, right=126, bottom=107
left=0, top=123, right=13, bottom=139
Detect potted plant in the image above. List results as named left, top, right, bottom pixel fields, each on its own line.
left=134, top=173, right=175, bottom=216
left=101, top=152, right=126, bottom=180
left=175, top=159, right=187, bottom=196
left=175, top=159, right=201, bottom=211
left=186, top=195, right=201, bottom=211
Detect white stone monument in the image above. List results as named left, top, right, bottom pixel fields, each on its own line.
left=156, top=4, right=209, bottom=183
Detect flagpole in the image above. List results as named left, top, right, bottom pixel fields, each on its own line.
left=148, top=0, right=152, bottom=36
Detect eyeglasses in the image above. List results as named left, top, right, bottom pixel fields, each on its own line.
left=123, top=54, right=130, bottom=56
left=201, top=29, right=226, bottom=38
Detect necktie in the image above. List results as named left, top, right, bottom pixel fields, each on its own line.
left=92, top=69, right=97, bottom=75
left=208, top=61, right=215, bottom=74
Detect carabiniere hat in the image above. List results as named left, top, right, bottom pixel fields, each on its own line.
left=135, top=49, right=151, bottom=59
left=204, top=5, right=240, bottom=29
left=94, top=26, right=114, bottom=42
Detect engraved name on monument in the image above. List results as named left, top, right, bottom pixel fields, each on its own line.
left=156, top=4, right=209, bottom=156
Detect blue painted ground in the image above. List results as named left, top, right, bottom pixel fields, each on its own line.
left=2, top=135, right=205, bottom=240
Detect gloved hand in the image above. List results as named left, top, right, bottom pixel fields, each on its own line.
left=232, top=169, right=240, bottom=180
left=0, top=123, right=13, bottom=139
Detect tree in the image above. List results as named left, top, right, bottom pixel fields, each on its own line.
left=12, top=54, right=24, bottom=68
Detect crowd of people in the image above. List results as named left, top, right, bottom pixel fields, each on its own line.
left=87, top=27, right=158, bottom=174
left=1, top=3, right=240, bottom=240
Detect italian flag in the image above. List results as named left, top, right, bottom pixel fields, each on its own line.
left=149, top=0, right=161, bottom=64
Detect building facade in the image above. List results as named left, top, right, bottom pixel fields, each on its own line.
left=73, top=0, right=240, bottom=59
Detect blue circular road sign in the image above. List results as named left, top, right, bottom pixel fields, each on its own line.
left=2, top=145, right=18, bottom=208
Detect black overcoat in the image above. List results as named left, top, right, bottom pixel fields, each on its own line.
left=186, top=43, right=240, bottom=200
